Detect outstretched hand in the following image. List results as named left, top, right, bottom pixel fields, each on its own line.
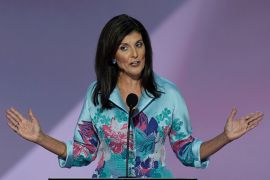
left=224, top=107, right=264, bottom=141
left=6, top=108, right=43, bottom=143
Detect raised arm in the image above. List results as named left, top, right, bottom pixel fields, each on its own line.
left=6, top=107, right=67, bottom=158
left=200, top=107, right=264, bottom=161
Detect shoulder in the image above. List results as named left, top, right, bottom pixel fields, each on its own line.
left=86, top=81, right=97, bottom=95
left=82, top=81, right=98, bottom=108
left=154, top=74, right=181, bottom=94
left=154, top=74, right=187, bottom=104
left=83, top=81, right=97, bottom=102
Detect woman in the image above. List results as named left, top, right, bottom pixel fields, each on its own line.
left=6, top=14, right=264, bottom=178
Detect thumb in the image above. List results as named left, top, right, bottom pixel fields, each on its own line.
left=228, top=107, right=237, bottom=121
left=28, top=108, right=37, bottom=122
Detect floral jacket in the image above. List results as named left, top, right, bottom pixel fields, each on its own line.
left=58, top=75, right=209, bottom=178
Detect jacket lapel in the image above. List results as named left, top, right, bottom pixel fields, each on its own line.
left=109, top=87, right=156, bottom=116
left=134, top=90, right=155, bottom=117
left=109, top=87, right=128, bottom=113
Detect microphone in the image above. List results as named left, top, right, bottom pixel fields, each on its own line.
left=121, top=93, right=138, bottom=178
left=126, top=93, right=138, bottom=110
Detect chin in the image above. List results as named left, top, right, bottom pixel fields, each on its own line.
left=128, top=71, right=143, bottom=79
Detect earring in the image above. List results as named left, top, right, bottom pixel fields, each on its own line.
left=112, top=58, right=116, bottom=64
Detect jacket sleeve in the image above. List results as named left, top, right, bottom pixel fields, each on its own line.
left=168, top=87, right=209, bottom=168
left=58, top=83, right=100, bottom=168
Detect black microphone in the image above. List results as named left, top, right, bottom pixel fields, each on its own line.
left=120, top=93, right=138, bottom=178
left=126, top=93, right=138, bottom=110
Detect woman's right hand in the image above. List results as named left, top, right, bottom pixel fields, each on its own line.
left=6, top=108, right=44, bottom=143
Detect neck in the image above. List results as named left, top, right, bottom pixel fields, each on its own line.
left=117, top=74, right=142, bottom=104
left=117, top=73, right=141, bottom=90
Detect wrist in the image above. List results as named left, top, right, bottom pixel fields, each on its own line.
left=222, top=131, right=233, bottom=144
left=35, top=131, right=46, bottom=144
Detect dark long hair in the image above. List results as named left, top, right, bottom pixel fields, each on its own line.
left=93, top=14, right=161, bottom=109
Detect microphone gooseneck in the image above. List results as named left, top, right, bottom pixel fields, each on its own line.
left=123, top=93, right=138, bottom=178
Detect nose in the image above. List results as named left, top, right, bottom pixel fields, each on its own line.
left=131, top=47, right=138, bottom=59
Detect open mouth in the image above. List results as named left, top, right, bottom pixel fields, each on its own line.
left=130, top=60, right=141, bottom=66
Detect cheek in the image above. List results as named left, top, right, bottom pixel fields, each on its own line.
left=139, top=47, right=145, bottom=55
left=116, top=56, right=129, bottom=65
left=115, top=56, right=130, bottom=69
left=140, top=51, right=146, bottom=63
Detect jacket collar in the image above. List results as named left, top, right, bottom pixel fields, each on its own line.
left=109, top=86, right=127, bottom=112
left=109, top=86, right=155, bottom=116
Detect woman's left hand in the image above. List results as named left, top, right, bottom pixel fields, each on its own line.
left=224, top=107, right=264, bottom=141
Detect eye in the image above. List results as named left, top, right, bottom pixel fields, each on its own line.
left=136, top=41, right=143, bottom=48
left=119, top=45, right=128, bottom=51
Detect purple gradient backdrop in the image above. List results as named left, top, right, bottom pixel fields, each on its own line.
left=1, top=0, right=269, bottom=179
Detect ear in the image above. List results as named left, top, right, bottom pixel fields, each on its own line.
left=112, top=58, right=117, bottom=64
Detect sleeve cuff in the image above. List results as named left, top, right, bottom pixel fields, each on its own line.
left=58, top=140, right=73, bottom=168
left=192, top=139, right=209, bottom=169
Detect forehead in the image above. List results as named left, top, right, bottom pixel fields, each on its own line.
left=121, top=31, right=143, bottom=44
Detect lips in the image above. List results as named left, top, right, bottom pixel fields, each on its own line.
left=130, top=60, right=141, bottom=66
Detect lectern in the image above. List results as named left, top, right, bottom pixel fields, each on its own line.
left=49, top=178, right=197, bottom=180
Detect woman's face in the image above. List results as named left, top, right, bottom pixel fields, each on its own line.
left=115, top=31, right=145, bottom=80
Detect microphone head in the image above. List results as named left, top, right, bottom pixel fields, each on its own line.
left=126, top=93, right=138, bottom=109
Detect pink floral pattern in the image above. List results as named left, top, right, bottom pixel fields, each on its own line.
left=74, top=121, right=98, bottom=156
left=73, top=142, right=90, bottom=157
left=102, top=117, right=133, bottom=154
left=171, top=136, right=195, bottom=154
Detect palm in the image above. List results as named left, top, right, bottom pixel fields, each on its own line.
left=224, top=108, right=263, bottom=141
left=17, top=116, right=41, bottom=142
left=6, top=108, right=42, bottom=143
left=225, top=117, right=248, bottom=140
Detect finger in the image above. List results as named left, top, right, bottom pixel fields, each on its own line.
left=9, top=108, right=24, bottom=123
left=7, top=121, right=19, bottom=133
left=28, top=108, right=35, bottom=121
left=249, top=111, right=263, bottom=117
left=244, top=113, right=254, bottom=120
left=28, top=108, right=38, bottom=124
left=246, top=116, right=263, bottom=131
left=247, top=116, right=263, bottom=127
left=228, top=107, right=237, bottom=121
left=246, top=121, right=260, bottom=132
left=246, top=112, right=264, bottom=124
left=6, top=113, right=20, bottom=127
left=6, top=111, right=20, bottom=124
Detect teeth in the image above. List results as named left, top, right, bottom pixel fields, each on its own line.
left=131, top=61, right=140, bottom=65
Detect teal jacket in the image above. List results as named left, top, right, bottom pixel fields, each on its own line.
left=59, top=75, right=209, bottom=178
